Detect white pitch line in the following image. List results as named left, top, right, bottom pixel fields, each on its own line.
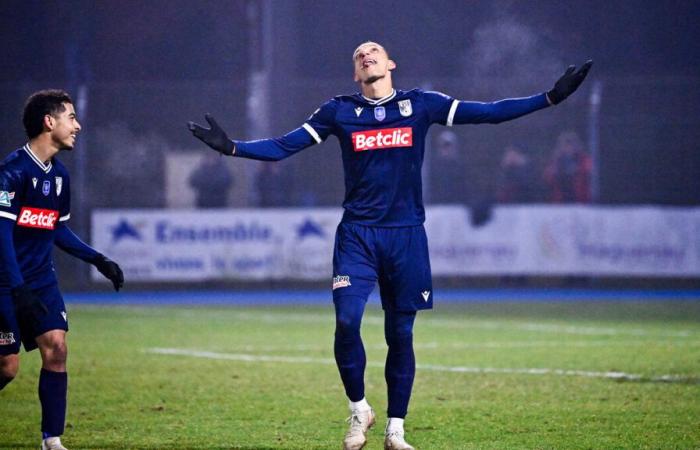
left=168, top=310, right=698, bottom=339
left=145, top=347, right=697, bottom=383
left=192, top=340, right=700, bottom=353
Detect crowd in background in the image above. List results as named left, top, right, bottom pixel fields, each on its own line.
left=185, top=128, right=592, bottom=210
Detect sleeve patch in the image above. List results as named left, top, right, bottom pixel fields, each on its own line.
left=0, top=191, right=15, bottom=207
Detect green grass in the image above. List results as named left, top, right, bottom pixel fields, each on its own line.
left=1, top=300, right=699, bottom=449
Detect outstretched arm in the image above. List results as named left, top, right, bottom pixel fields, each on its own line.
left=447, top=60, right=593, bottom=125
left=188, top=114, right=318, bottom=161
left=451, top=94, right=550, bottom=125
left=54, top=224, right=124, bottom=291
left=189, top=100, right=337, bottom=161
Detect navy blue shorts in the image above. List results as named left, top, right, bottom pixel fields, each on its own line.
left=0, top=283, right=69, bottom=355
left=332, top=223, right=433, bottom=312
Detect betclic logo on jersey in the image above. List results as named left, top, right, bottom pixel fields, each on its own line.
left=16, top=207, right=59, bottom=230
left=351, top=127, right=413, bottom=152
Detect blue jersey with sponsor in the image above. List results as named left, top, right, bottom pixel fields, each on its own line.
left=0, top=145, right=71, bottom=290
left=234, top=88, right=549, bottom=226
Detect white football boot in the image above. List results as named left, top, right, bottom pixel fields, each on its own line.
left=384, top=430, right=415, bottom=450
left=41, top=436, right=68, bottom=450
left=343, top=408, right=376, bottom=450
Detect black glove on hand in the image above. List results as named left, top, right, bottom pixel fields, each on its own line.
left=547, top=60, right=593, bottom=105
left=11, top=284, right=48, bottom=330
left=188, top=114, right=235, bottom=155
left=93, top=254, right=124, bottom=291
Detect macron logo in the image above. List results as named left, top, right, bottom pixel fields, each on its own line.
left=351, top=127, right=413, bottom=152
left=17, top=207, right=58, bottom=230
left=421, top=291, right=430, bottom=302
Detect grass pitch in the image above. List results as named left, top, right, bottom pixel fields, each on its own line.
left=1, top=297, right=699, bottom=449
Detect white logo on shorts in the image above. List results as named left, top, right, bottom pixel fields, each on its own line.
left=61, top=311, right=67, bottom=322
left=332, top=275, right=352, bottom=290
left=421, top=291, right=430, bottom=302
left=0, top=332, right=16, bottom=345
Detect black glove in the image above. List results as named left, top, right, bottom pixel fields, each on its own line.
left=188, top=114, right=235, bottom=155
left=547, top=60, right=593, bottom=105
left=11, top=284, right=48, bottom=330
left=93, top=254, right=124, bottom=291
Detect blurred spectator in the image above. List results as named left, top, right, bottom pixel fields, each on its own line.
left=543, top=130, right=592, bottom=203
left=256, top=162, right=293, bottom=207
left=189, top=153, right=233, bottom=208
left=495, top=144, right=541, bottom=203
left=89, top=123, right=166, bottom=208
left=430, top=130, right=467, bottom=204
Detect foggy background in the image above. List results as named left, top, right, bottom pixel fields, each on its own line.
left=1, top=0, right=698, bottom=290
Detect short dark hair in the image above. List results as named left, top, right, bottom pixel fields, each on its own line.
left=22, top=89, right=73, bottom=139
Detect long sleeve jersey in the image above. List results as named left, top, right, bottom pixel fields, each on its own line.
left=234, top=89, right=549, bottom=226
left=0, top=144, right=98, bottom=292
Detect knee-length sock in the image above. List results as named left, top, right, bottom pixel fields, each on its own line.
left=334, top=295, right=367, bottom=402
left=384, top=309, right=416, bottom=419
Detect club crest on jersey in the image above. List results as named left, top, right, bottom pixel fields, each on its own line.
left=32, top=177, right=38, bottom=188
left=354, top=107, right=363, bottom=117
left=374, top=106, right=386, bottom=121
left=0, top=191, right=14, bottom=207
left=332, top=275, right=352, bottom=290
left=398, top=100, right=412, bottom=117
left=42, top=180, right=50, bottom=196
left=55, top=177, right=63, bottom=196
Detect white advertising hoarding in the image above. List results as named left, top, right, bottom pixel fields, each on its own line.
left=92, top=206, right=700, bottom=281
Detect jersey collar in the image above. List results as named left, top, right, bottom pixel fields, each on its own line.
left=361, top=89, right=396, bottom=106
left=23, top=143, right=53, bottom=173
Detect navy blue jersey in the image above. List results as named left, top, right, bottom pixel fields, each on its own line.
left=0, top=145, right=71, bottom=290
left=234, top=89, right=549, bottom=226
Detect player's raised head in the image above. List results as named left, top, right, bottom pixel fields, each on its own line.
left=352, top=41, right=390, bottom=61
left=22, top=89, right=74, bottom=139
left=352, top=41, right=396, bottom=84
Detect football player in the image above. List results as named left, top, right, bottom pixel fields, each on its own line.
left=189, top=42, right=591, bottom=450
left=0, top=90, right=124, bottom=450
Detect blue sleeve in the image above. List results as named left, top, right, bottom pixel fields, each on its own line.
left=54, top=223, right=100, bottom=263
left=233, top=127, right=318, bottom=161
left=0, top=166, right=22, bottom=222
left=422, top=91, right=458, bottom=125
left=423, top=91, right=550, bottom=126
left=232, top=99, right=338, bottom=161
left=0, top=219, right=23, bottom=287
left=452, top=93, right=550, bottom=125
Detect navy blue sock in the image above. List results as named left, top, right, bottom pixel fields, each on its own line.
left=334, top=295, right=367, bottom=402
left=39, top=368, right=67, bottom=438
left=384, top=309, right=416, bottom=418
